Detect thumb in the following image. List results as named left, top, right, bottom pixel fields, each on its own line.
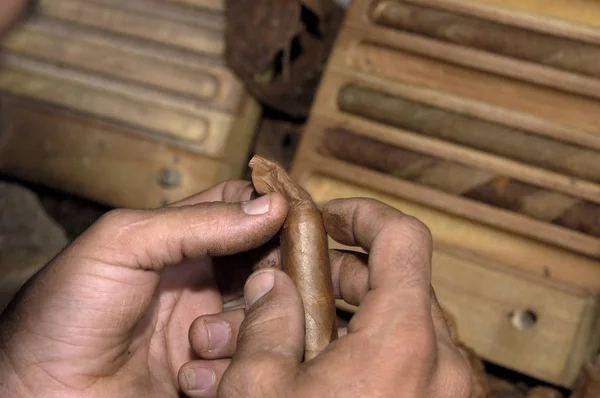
left=8, top=194, right=289, bottom=341
left=220, top=269, right=304, bottom=396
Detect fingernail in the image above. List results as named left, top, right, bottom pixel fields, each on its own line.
left=242, top=195, right=271, bottom=215
left=245, top=269, right=275, bottom=309
left=204, top=320, right=230, bottom=352
left=183, top=367, right=215, bottom=392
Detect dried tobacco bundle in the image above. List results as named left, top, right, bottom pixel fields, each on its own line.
left=249, top=155, right=337, bottom=360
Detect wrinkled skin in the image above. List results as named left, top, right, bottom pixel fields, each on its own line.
left=0, top=180, right=470, bottom=397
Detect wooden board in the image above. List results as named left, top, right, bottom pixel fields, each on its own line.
left=0, top=0, right=260, bottom=208
left=331, top=29, right=600, bottom=140
left=0, top=98, right=233, bottom=209
left=343, top=0, right=600, bottom=101
left=329, top=240, right=600, bottom=387
left=406, top=0, right=600, bottom=43
left=37, top=0, right=224, bottom=57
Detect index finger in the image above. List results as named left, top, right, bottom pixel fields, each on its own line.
left=322, top=198, right=433, bottom=293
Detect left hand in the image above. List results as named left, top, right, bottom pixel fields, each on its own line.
left=0, top=181, right=289, bottom=397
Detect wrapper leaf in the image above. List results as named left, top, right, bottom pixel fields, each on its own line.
left=249, top=155, right=337, bottom=360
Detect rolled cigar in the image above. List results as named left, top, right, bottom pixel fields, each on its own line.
left=249, top=155, right=337, bottom=361
left=323, top=128, right=600, bottom=237
left=370, top=1, right=600, bottom=78
left=338, top=84, right=600, bottom=184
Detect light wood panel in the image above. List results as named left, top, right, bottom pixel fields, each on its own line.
left=330, top=240, right=600, bottom=386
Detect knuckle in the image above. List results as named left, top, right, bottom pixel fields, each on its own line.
left=240, top=300, right=296, bottom=340
left=95, top=208, right=135, bottom=229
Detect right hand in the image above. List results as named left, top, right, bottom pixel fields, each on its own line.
left=179, top=198, right=472, bottom=397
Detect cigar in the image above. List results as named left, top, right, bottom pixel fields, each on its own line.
left=370, top=1, right=600, bottom=78
left=337, top=84, right=600, bottom=184
left=249, top=155, right=337, bottom=361
left=323, top=128, right=600, bottom=237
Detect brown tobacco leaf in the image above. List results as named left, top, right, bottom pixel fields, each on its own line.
left=570, top=363, right=600, bottom=398
left=226, top=0, right=343, bottom=117
left=249, top=155, right=337, bottom=361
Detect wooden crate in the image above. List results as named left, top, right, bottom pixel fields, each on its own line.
left=292, top=0, right=600, bottom=386
left=0, top=0, right=260, bottom=208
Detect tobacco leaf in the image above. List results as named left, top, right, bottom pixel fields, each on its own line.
left=226, top=0, right=343, bottom=117
left=249, top=155, right=336, bottom=360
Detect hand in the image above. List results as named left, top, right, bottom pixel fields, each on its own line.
left=0, top=181, right=289, bottom=397
left=180, top=198, right=471, bottom=397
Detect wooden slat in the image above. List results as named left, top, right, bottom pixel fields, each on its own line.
left=85, top=0, right=226, bottom=31
left=2, top=27, right=225, bottom=103
left=342, top=0, right=600, bottom=101
left=343, top=39, right=600, bottom=135
left=405, top=0, right=600, bottom=44
left=304, top=146, right=600, bottom=258
left=0, top=57, right=235, bottom=154
left=329, top=240, right=599, bottom=386
left=295, top=170, right=600, bottom=292
left=327, top=29, right=600, bottom=150
left=0, top=98, right=229, bottom=208
left=38, top=0, right=224, bottom=56
left=307, top=81, right=600, bottom=204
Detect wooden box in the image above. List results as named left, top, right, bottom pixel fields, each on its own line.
left=292, top=0, right=600, bottom=386
left=0, top=0, right=260, bottom=208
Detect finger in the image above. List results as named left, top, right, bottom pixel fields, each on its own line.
left=222, top=269, right=302, bottom=394
left=178, top=359, right=231, bottom=398
left=329, top=250, right=369, bottom=306
left=189, top=309, right=245, bottom=359
left=16, top=194, right=288, bottom=346
left=169, top=180, right=255, bottom=207
left=322, top=198, right=434, bottom=332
